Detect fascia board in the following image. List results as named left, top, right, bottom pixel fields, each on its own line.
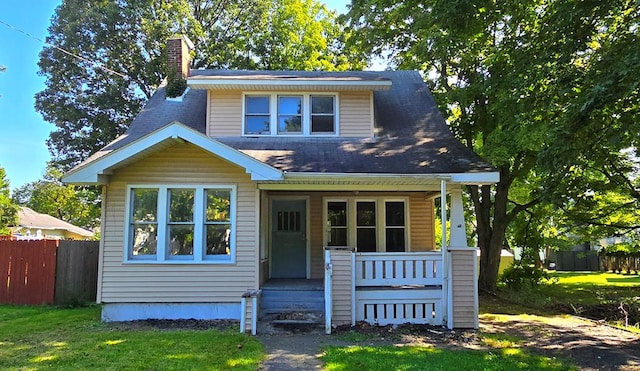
left=187, top=78, right=392, bottom=90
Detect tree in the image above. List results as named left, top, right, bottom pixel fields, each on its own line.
left=346, top=0, right=639, bottom=290
left=12, top=165, right=100, bottom=230
left=36, top=0, right=365, bottom=170
left=0, top=166, right=18, bottom=235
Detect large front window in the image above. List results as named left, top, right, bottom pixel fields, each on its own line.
left=324, top=198, right=407, bottom=252
left=126, top=185, right=236, bottom=263
left=243, top=93, right=337, bottom=136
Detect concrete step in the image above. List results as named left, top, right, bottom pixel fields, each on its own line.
left=260, top=288, right=325, bottom=313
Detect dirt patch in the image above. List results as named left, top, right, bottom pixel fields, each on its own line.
left=481, top=314, right=640, bottom=371
left=552, top=303, right=640, bottom=327
left=333, top=321, right=480, bottom=348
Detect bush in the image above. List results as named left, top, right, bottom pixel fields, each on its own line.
left=165, top=67, right=187, bottom=98
left=499, top=263, right=550, bottom=290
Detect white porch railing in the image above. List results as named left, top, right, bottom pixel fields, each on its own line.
left=355, top=252, right=443, bottom=287
left=354, top=252, right=444, bottom=326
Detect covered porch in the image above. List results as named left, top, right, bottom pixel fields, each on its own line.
left=250, top=176, right=491, bottom=332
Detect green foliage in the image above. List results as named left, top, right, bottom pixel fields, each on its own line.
left=498, top=263, right=550, bottom=290
left=346, top=0, right=640, bottom=290
left=0, top=166, right=18, bottom=235
left=11, top=164, right=100, bottom=230
left=37, top=0, right=366, bottom=170
left=165, top=66, right=187, bottom=98
left=0, top=305, right=264, bottom=370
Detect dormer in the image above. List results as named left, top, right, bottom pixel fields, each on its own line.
left=187, top=71, right=392, bottom=138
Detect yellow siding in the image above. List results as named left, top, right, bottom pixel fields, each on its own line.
left=409, top=194, right=435, bottom=251
left=339, top=91, right=372, bottom=137
left=450, top=250, right=477, bottom=328
left=329, top=249, right=353, bottom=326
left=208, top=90, right=242, bottom=136
left=100, top=143, right=258, bottom=304
left=309, top=194, right=324, bottom=278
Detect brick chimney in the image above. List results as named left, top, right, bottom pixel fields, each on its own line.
left=167, top=35, right=194, bottom=79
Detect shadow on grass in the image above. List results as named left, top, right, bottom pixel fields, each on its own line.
left=322, top=345, right=574, bottom=371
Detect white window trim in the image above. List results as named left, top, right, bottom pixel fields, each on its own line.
left=323, top=197, right=410, bottom=252
left=124, top=184, right=237, bottom=264
left=242, top=92, right=339, bottom=137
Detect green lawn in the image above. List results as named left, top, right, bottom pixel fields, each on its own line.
left=322, top=345, right=575, bottom=371
left=543, top=271, right=640, bottom=305
left=0, top=305, right=264, bottom=370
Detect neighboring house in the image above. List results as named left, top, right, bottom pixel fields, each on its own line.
left=11, top=207, right=94, bottom=240
left=63, top=36, right=499, bottom=331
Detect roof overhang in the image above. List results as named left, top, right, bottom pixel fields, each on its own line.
left=187, top=77, right=392, bottom=91
left=257, top=171, right=500, bottom=191
left=62, top=122, right=283, bottom=184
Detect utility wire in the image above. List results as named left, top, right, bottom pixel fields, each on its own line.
left=0, top=18, right=129, bottom=79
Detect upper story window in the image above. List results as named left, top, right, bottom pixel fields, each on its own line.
left=311, top=96, right=335, bottom=134
left=243, top=93, right=338, bottom=136
left=126, top=185, right=236, bottom=264
left=278, top=96, right=302, bottom=134
left=245, top=96, right=270, bottom=135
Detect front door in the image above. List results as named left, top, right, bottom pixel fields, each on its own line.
left=271, top=199, right=307, bottom=278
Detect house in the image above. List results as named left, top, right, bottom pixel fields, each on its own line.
left=63, top=36, right=498, bottom=332
left=11, top=207, right=94, bottom=240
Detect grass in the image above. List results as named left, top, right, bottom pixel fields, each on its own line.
left=542, top=271, right=640, bottom=306
left=485, top=271, right=640, bottom=310
left=483, top=271, right=640, bottom=332
left=0, top=305, right=264, bottom=370
left=322, top=345, right=576, bottom=371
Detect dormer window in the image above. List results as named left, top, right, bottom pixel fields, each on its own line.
left=311, top=96, right=335, bottom=134
left=244, top=96, right=271, bottom=135
left=243, top=93, right=338, bottom=136
left=278, top=96, right=302, bottom=134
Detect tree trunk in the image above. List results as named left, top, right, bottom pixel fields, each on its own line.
left=469, top=168, right=512, bottom=292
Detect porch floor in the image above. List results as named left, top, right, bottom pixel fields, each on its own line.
left=261, top=279, right=323, bottom=291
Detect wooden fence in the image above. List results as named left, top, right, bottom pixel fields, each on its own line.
left=0, top=239, right=99, bottom=305
left=600, top=251, right=640, bottom=274
left=555, top=250, right=600, bottom=271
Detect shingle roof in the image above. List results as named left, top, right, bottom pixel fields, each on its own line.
left=16, top=207, right=94, bottom=237
left=80, top=70, right=493, bottom=175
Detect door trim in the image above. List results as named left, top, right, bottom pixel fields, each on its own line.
left=269, top=195, right=311, bottom=279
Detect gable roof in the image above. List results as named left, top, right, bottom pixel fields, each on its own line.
left=64, top=70, right=497, bottom=184
left=63, top=122, right=283, bottom=183
left=15, top=207, right=94, bottom=238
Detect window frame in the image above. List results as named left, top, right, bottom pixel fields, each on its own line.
left=242, top=92, right=339, bottom=136
left=244, top=95, right=271, bottom=135
left=323, top=197, right=410, bottom=252
left=124, top=184, right=237, bottom=264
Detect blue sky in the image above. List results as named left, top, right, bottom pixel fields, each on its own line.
left=0, top=0, right=348, bottom=191
left=0, top=1, right=59, bottom=190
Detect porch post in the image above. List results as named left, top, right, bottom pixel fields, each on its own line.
left=439, top=179, right=449, bottom=326
left=449, top=188, right=467, bottom=248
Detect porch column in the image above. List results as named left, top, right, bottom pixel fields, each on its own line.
left=439, top=179, right=449, bottom=326
left=449, top=188, right=467, bottom=248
